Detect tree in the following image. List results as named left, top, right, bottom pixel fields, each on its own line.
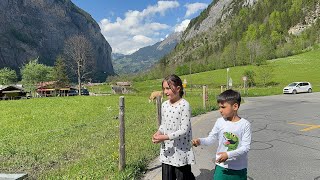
left=243, top=70, right=256, bottom=87
left=257, top=65, right=274, bottom=87
left=245, top=24, right=258, bottom=64
left=289, top=0, right=303, bottom=24
left=236, top=40, right=250, bottom=66
left=64, top=35, right=94, bottom=95
left=175, top=64, right=189, bottom=76
left=0, top=68, right=17, bottom=85
left=52, top=56, right=69, bottom=88
left=21, top=58, right=53, bottom=92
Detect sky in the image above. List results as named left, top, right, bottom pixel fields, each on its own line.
left=71, top=0, right=212, bottom=55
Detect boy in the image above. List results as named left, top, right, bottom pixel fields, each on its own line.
left=192, top=89, right=251, bottom=180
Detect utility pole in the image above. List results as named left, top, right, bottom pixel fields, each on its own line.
left=226, top=68, right=230, bottom=89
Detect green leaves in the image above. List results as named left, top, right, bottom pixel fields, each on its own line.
left=0, top=68, right=17, bottom=85
left=20, top=58, right=53, bottom=92
left=52, top=56, right=69, bottom=88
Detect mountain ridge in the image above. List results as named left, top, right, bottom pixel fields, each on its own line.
left=112, top=31, right=182, bottom=74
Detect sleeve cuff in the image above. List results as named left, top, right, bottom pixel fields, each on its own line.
left=227, top=151, right=234, bottom=159
left=199, top=138, right=205, bottom=145
left=167, top=133, right=175, bottom=140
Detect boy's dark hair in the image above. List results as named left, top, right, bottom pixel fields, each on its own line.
left=162, top=74, right=184, bottom=97
left=217, top=89, right=241, bottom=107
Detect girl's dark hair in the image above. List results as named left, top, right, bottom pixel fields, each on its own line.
left=162, top=74, right=184, bottom=97
left=217, top=89, right=241, bottom=107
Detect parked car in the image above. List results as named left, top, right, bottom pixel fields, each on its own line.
left=68, top=89, right=78, bottom=96
left=283, top=82, right=312, bottom=94
left=80, top=89, right=89, bottom=96
left=68, top=89, right=90, bottom=96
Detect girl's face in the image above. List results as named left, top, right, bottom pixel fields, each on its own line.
left=163, top=80, right=181, bottom=103
left=218, top=102, right=239, bottom=120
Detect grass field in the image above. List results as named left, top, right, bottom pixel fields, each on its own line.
left=1, top=49, right=319, bottom=179
left=132, top=49, right=320, bottom=96
left=0, top=96, right=159, bottom=179
left=0, top=94, right=216, bottom=179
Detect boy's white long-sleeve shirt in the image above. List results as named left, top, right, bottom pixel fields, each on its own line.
left=200, top=117, right=251, bottom=170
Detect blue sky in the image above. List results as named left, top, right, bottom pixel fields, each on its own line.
left=71, top=0, right=212, bottom=55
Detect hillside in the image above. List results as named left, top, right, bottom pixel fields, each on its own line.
left=133, top=49, right=320, bottom=96
left=137, top=0, right=320, bottom=80
left=0, top=0, right=114, bottom=81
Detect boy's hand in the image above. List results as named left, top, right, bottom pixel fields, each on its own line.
left=216, top=152, right=228, bottom=163
left=191, top=139, right=200, bottom=147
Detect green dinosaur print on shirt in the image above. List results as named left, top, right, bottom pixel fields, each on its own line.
left=223, top=132, right=239, bottom=151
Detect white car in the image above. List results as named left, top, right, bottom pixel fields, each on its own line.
left=283, top=82, right=312, bottom=94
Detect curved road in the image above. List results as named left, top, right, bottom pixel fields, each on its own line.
left=143, top=92, right=320, bottom=180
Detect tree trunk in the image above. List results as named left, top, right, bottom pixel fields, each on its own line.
left=78, top=63, right=81, bottom=96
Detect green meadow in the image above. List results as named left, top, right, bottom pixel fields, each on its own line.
left=0, top=96, right=159, bottom=179
left=0, top=49, right=319, bottom=179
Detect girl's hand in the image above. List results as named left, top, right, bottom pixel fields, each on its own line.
left=152, top=138, right=161, bottom=143
left=152, top=131, right=164, bottom=143
left=216, top=152, right=228, bottom=163
left=152, top=134, right=169, bottom=143
left=191, top=139, right=200, bottom=147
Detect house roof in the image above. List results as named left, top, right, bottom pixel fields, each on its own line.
left=0, top=85, right=24, bottom=92
left=37, top=81, right=56, bottom=89
left=116, top=82, right=132, bottom=86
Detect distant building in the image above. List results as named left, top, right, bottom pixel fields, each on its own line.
left=0, top=85, right=27, bottom=100
left=111, top=82, right=132, bottom=94
left=36, top=81, right=76, bottom=97
left=36, top=81, right=57, bottom=97
left=116, top=82, right=132, bottom=86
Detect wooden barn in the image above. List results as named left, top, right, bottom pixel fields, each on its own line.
left=0, top=85, right=27, bottom=100
left=111, top=82, right=132, bottom=94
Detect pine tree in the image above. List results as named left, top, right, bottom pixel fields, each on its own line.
left=53, top=56, right=69, bottom=88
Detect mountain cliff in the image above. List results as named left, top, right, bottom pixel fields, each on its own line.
left=0, top=0, right=114, bottom=81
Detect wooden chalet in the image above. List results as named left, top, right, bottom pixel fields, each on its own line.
left=0, top=85, right=27, bottom=100
left=111, top=82, right=132, bottom=94
left=36, top=81, right=75, bottom=97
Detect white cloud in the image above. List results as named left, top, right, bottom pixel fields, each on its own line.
left=174, top=19, right=190, bottom=32
left=184, top=2, right=208, bottom=18
left=133, top=35, right=153, bottom=44
left=99, top=1, right=179, bottom=54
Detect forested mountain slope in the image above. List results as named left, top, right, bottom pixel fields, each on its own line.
left=141, top=0, right=320, bottom=80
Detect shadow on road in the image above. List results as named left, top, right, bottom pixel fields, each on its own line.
left=195, top=168, right=255, bottom=180
left=196, top=168, right=214, bottom=180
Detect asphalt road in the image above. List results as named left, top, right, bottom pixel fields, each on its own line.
left=143, top=92, right=320, bottom=180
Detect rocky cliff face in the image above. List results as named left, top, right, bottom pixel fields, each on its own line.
left=157, top=32, right=182, bottom=50
left=289, top=2, right=320, bottom=35
left=183, top=0, right=258, bottom=41
left=0, top=0, right=114, bottom=81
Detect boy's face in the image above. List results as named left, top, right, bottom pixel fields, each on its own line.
left=218, top=102, right=239, bottom=119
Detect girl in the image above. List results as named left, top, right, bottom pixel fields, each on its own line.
left=152, top=74, right=195, bottom=180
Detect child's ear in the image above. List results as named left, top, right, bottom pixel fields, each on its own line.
left=233, top=103, right=239, bottom=110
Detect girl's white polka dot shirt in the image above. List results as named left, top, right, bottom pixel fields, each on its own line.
left=158, top=99, right=195, bottom=167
